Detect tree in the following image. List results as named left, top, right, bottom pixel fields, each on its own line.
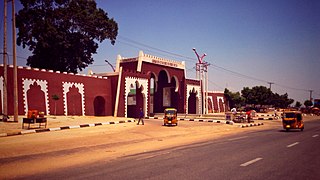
left=304, top=100, right=313, bottom=108
left=224, top=88, right=245, bottom=109
left=241, top=86, right=273, bottom=106
left=241, top=86, right=293, bottom=109
left=16, top=0, right=118, bottom=73
left=272, top=93, right=294, bottom=108
left=294, top=101, right=302, bottom=109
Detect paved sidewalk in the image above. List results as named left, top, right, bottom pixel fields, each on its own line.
left=0, top=116, right=135, bottom=137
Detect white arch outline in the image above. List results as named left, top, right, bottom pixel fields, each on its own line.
left=171, top=75, right=179, bottom=92
left=159, top=69, right=171, bottom=83
left=186, top=84, right=201, bottom=115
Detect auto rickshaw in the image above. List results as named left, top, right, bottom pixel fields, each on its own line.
left=163, top=108, right=178, bottom=126
left=282, top=111, right=304, bottom=131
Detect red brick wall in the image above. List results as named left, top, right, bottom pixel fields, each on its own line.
left=0, top=65, right=113, bottom=116
left=208, top=92, right=229, bottom=113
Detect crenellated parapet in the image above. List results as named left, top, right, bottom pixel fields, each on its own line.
left=0, top=64, right=108, bottom=79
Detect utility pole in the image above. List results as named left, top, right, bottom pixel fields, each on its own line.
left=2, top=0, right=8, bottom=121
left=12, top=0, right=19, bottom=121
left=193, top=48, right=207, bottom=116
left=268, top=82, right=274, bottom=90
left=203, top=62, right=210, bottom=114
left=309, top=90, right=313, bottom=101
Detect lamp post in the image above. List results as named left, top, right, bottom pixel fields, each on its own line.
left=193, top=48, right=207, bottom=116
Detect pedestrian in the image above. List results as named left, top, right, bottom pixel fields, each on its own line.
left=246, top=109, right=251, bottom=123
left=137, top=108, right=144, bottom=125
left=231, top=107, right=237, bottom=121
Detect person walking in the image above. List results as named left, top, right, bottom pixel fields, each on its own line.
left=246, top=109, right=252, bottom=123
left=137, top=108, right=144, bottom=125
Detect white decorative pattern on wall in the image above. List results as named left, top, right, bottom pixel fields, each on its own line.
left=22, top=78, right=49, bottom=115
left=124, top=77, right=148, bottom=118
left=208, top=96, right=214, bottom=113
left=186, top=84, right=201, bottom=114
left=62, top=82, right=85, bottom=116
left=217, top=96, right=225, bottom=113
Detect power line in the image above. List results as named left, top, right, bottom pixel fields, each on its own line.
left=118, top=36, right=195, bottom=61
left=208, top=78, right=225, bottom=90
left=4, top=19, right=313, bottom=95
left=118, top=36, right=313, bottom=93
left=209, top=64, right=269, bottom=84
left=273, top=83, right=310, bottom=92
left=117, top=39, right=194, bottom=62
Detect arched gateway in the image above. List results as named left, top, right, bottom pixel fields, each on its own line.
left=110, top=51, right=203, bottom=117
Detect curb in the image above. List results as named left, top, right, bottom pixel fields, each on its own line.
left=239, top=122, right=264, bottom=128
left=146, top=117, right=234, bottom=125
left=146, top=117, right=265, bottom=128
left=0, top=119, right=136, bottom=138
left=178, top=118, right=234, bottom=125
left=145, top=117, right=159, bottom=119
left=254, top=117, right=274, bottom=120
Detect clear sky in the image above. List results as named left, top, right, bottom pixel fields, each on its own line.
left=1, top=0, right=320, bottom=104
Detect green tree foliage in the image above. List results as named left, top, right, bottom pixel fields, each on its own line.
left=271, top=93, right=294, bottom=108
left=16, top=0, right=118, bottom=73
left=241, top=86, right=273, bottom=105
left=304, top=100, right=313, bottom=108
left=224, top=88, right=245, bottom=108
left=294, top=101, right=302, bottom=108
left=226, top=86, right=294, bottom=109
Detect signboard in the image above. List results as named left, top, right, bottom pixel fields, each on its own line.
left=127, top=94, right=136, bottom=105
left=152, top=59, right=178, bottom=68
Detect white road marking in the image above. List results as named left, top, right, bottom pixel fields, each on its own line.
left=312, top=134, right=319, bottom=138
left=228, top=136, right=248, bottom=141
left=287, top=142, right=299, bottom=148
left=240, top=158, right=263, bottom=167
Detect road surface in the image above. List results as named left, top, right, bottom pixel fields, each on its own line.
left=0, top=117, right=319, bottom=179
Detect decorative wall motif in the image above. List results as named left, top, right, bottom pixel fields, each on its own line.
left=217, top=96, right=225, bottom=113
left=62, top=82, right=85, bottom=116
left=186, top=84, right=201, bottom=114
left=125, top=77, right=148, bottom=117
left=208, top=96, right=214, bottom=113
left=22, top=78, right=49, bottom=115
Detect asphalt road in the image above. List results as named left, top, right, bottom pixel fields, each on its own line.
left=18, top=118, right=320, bottom=180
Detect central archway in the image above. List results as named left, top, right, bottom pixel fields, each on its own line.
left=153, top=70, right=178, bottom=113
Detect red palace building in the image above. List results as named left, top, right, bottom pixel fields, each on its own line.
left=0, top=51, right=228, bottom=118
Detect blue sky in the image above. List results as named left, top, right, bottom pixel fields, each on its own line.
left=1, top=0, right=320, bottom=104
